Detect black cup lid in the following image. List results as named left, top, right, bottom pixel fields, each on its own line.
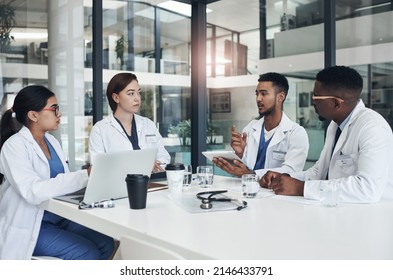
left=125, top=174, right=148, bottom=180
left=165, top=163, right=185, bottom=171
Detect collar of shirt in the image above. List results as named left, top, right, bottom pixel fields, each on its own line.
left=337, top=100, right=359, bottom=131
left=264, top=126, right=278, bottom=141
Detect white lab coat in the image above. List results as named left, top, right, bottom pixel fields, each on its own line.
left=0, top=126, right=88, bottom=260
left=242, top=112, right=309, bottom=177
left=290, top=100, right=393, bottom=203
left=89, top=114, right=170, bottom=165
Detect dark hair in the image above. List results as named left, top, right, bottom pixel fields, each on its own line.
left=0, top=85, right=55, bottom=146
left=258, top=72, right=289, bottom=96
left=0, top=85, right=55, bottom=182
left=316, top=66, right=363, bottom=96
left=106, top=72, right=138, bottom=112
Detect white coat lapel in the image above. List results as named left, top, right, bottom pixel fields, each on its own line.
left=245, top=119, right=263, bottom=167
left=109, top=114, right=130, bottom=139
left=19, top=127, right=48, bottom=164
left=327, top=122, right=339, bottom=156
left=268, top=129, right=284, bottom=148
left=251, top=118, right=263, bottom=143
left=332, top=101, right=365, bottom=155
left=134, top=114, right=143, bottom=139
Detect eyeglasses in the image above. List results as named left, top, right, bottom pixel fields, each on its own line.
left=42, top=105, right=60, bottom=116
left=311, top=94, right=344, bottom=103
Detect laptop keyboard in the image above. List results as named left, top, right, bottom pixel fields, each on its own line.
left=71, top=196, right=84, bottom=202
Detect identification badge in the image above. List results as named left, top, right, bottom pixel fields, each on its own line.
left=145, top=134, right=157, bottom=143
left=336, top=154, right=354, bottom=167
left=272, top=150, right=286, bottom=161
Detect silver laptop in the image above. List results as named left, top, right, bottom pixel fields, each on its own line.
left=55, top=148, right=157, bottom=205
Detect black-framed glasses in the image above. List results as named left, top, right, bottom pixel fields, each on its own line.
left=42, top=105, right=60, bottom=116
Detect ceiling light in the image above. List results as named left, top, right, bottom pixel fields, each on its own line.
left=354, top=2, right=389, bottom=12
left=84, top=0, right=127, bottom=10
left=12, top=28, right=48, bottom=40
left=157, top=1, right=212, bottom=17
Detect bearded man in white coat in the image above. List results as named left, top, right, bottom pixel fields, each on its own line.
left=213, top=72, right=309, bottom=178
left=260, top=66, right=393, bottom=203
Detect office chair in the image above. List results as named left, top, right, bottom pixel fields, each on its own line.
left=31, top=255, right=61, bottom=260
left=114, top=235, right=185, bottom=260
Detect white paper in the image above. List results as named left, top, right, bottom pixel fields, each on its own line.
left=168, top=189, right=247, bottom=213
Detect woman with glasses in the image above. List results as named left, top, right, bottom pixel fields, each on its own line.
left=89, top=72, right=170, bottom=172
left=0, top=85, right=114, bottom=260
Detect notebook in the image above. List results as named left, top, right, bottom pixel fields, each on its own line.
left=55, top=148, right=157, bottom=205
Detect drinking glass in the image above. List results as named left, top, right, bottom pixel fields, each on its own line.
left=183, top=164, right=193, bottom=188
left=241, top=174, right=260, bottom=198
left=196, top=165, right=214, bottom=188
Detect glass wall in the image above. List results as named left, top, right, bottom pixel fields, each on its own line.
left=266, top=0, right=325, bottom=58
left=0, top=0, right=92, bottom=170
left=335, top=1, right=393, bottom=131
left=1, top=0, right=392, bottom=170
left=208, top=0, right=393, bottom=169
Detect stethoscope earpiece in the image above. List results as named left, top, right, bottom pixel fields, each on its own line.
left=236, top=200, right=248, bottom=211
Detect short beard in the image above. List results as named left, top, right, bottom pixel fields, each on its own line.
left=318, top=115, right=326, bottom=121
left=314, top=106, right=326, bottom=121
left=259, top=105, right=275, bottom=118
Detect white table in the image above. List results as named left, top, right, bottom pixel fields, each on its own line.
left=43, top=176, right=393, bottom=259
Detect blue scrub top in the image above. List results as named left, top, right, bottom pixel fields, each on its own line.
left=43, top=137, right=65, bottom=223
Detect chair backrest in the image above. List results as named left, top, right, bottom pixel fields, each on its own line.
left=31, top=256, right=61, bottom=260
left=118, top=235, right=185, bottom=260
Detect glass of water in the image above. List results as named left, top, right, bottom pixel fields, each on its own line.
left=183, top=164, right=192, bottom=188
left=241, top=173, right=260, bottom=198
left=196, top=165, right=214, bottom=188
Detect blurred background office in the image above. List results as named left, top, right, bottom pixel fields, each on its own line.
left=0, top=0, right=392, bottom=172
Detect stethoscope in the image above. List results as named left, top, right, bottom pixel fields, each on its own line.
left=196, top=190, right=247, bottom=210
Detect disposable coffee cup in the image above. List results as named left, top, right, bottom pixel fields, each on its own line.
left=165, top=163, right=185, bottom=193
left=125, top=174, right=149, bottom=209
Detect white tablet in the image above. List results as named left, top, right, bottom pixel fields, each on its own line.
left=202, top=150, right=242, bottom=163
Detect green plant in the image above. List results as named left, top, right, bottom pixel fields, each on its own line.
left=175, top=119, right=191, bottom=146
left=115, top=35, right=126, bottom=68
left=167, top=120, right=191, bottom=146
left=167, top=124, right=178, bottom=135
left=207, top=120, right=219, bottom=144
left=168, top=119, right=221, bottom=146
left=0, top=0, right=16, bottom=53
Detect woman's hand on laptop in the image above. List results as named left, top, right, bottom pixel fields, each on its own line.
left=153, top=160, right=166, bottom=173
left=82, top=162, right=92, bottom=176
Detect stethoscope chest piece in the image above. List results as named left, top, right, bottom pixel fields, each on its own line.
left=200, top=198, right=213, bottom=209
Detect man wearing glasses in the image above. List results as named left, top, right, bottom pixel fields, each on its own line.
left=260, top=65, right=393, bottom=203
